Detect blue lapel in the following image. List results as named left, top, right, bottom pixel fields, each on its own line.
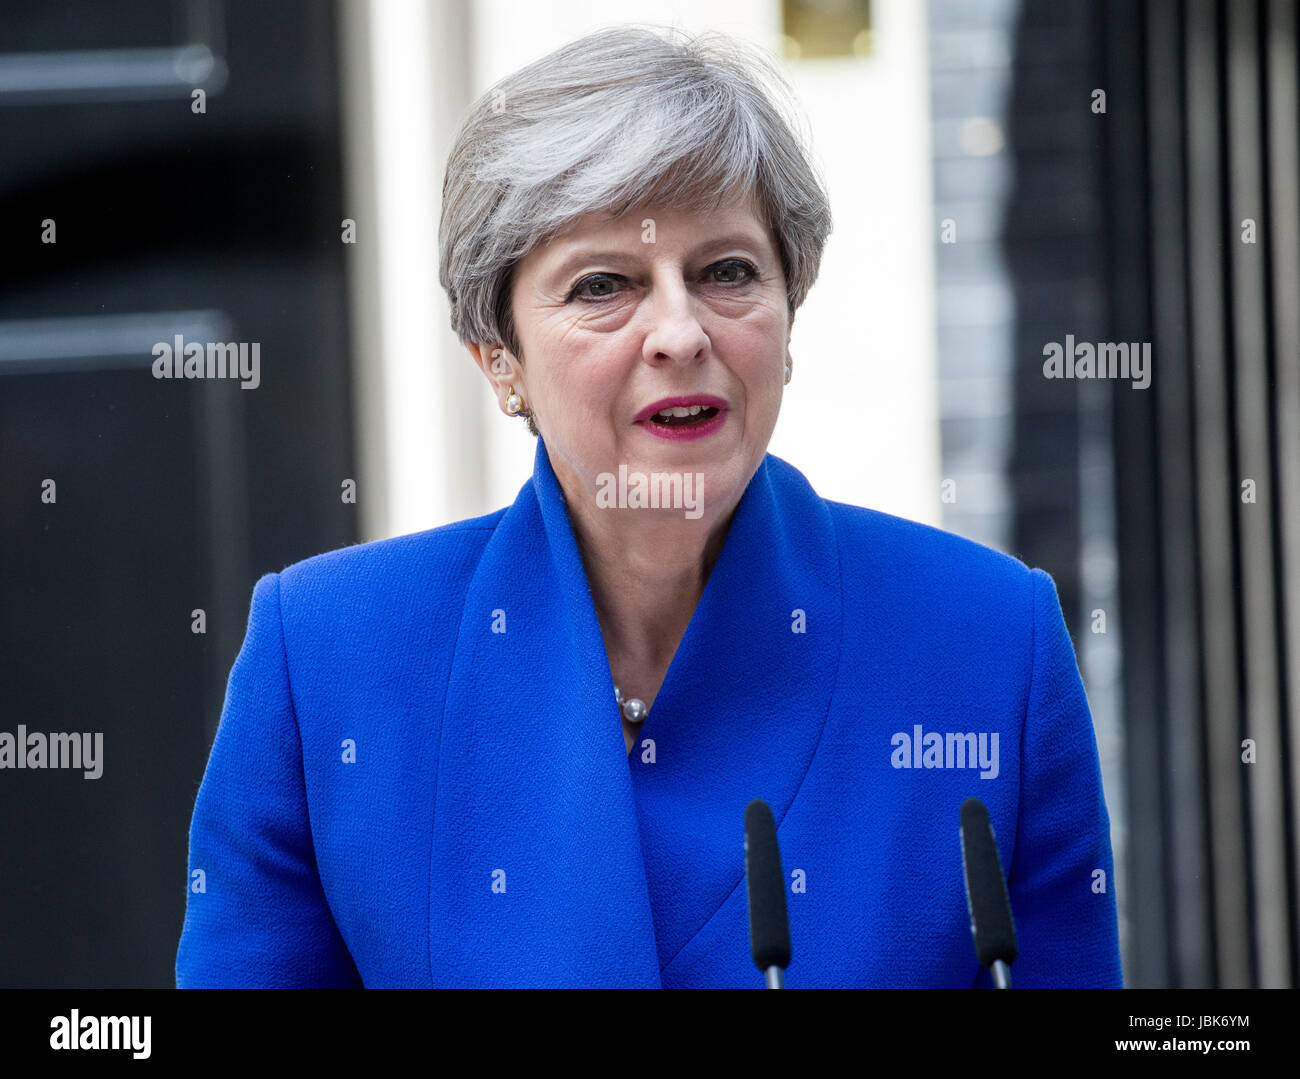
left=623, top=445, right=842, bottom=979
left=429, top=438, right=659, bottom=986
left=429, top=438, right=840, bottom=986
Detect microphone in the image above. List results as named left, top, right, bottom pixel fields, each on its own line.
left=744, top=798, right=791, bottom=988
left=959, top=797, right=1018, bottom=988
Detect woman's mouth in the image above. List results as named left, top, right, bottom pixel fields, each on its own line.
left=634, top=395, right=728, bottom=441
left=648, top=405, right=721, bottom=428
left=638, top=404, right=727, bottom=441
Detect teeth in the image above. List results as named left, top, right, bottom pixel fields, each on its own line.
left=656, top=405, right=707, bottom=418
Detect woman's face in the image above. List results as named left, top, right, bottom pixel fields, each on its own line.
left=485, top=190, right=791, bottom=531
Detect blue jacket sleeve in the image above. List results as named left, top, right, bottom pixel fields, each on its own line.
left=176, top=572, right=362, bottom=987
left=997, top=567, right=1124, bottom=988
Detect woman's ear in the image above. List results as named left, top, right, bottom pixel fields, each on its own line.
left=467, top=341, right=532, bottom=419
left=467, top=340, right=515, bottom=380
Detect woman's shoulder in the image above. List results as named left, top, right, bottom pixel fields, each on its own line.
left=813, top=493, right=1068, bottom=652
left=822, top=495, right=1034, bottom=588
left=267, top=506, right=509, bottom=628
left=763, top=453, right=1034, bottom=596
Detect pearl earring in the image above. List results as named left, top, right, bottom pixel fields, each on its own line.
left=783, top=363, right=792, bottom=385
left=505, top=386, right=523, bottom=414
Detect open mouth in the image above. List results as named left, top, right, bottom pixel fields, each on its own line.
left=649, top=405, right=721, bottom=428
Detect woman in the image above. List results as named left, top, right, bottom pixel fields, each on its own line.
left=176, top=24, right=1123, bottom=988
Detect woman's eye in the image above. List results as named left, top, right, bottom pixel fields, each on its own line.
left=569, top=274, right=623, bottom=301
left=708, top=260, right=757, bottom=284
left=568, top=261, right=756, bottom=302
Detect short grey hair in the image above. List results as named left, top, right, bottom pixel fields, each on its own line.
left=438, top=22, right=833, bottom=408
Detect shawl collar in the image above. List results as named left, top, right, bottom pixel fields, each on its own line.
left=429, top=438, right=841, bottom=986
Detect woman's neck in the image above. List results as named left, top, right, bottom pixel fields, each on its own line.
left=566, top=495, right=735, bottom=680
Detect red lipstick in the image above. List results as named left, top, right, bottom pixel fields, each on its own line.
left=634, top=395, right=728, bottom=441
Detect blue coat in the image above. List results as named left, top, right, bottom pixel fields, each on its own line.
left=176, top=438, right=1123, bottom=988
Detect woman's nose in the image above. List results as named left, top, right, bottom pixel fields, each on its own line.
left=641, top=276, right=709, bottom=367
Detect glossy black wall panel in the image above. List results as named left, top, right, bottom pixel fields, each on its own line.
left=0, top=0, right=357, bottom=986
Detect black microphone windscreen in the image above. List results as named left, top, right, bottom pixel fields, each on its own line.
left=744, top=799, right=791, bottom=972
left=959, top=797, right=1018, bottom=968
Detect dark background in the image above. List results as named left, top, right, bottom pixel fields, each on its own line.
left=0, top=0, right=356, bottom=986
